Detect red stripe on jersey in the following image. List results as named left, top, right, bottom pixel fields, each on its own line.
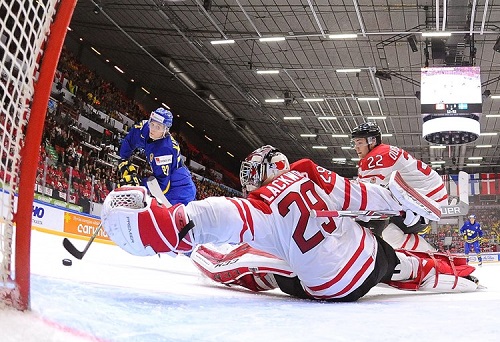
left=342, top=178, right=351, bottom=210
left=435, top=194, right=448, bottom=203
left=241, top=200, right=255, bottom=238
left=308, top=228, right=368, bottom=292
left=425, top=182, right=445, bottom=198
left=359, top=182, right=367, bottom=210
left=326, top=255, right=374, bottom=298
left=358, top=174, right=384, bottom=182
left=227, top=198, right=253, bottom=242
left=401, top=234, right=413, bottom=249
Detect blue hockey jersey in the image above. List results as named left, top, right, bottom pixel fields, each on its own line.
left=459, top=220, right=483, bottom=243
left=120, top=120, right=196, bottom=205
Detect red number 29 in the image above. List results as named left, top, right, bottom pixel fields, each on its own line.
left=278, top=181, right=336, bottom=253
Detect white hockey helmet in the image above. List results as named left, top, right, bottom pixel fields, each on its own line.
left=240, top=145, right=290, bottom=195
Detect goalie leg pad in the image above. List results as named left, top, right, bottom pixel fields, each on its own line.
left=191, top=243, right=295, bottom=292
left=102, top=186, right=195, bottom=256
left=382, top=223, right=437, bottom=252
left=388, top=250, right=477, bottom=292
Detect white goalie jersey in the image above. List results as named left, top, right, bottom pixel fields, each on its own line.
left=357, top=144, right=448, bottom=208
left=186, top=159, right=405, bottom=300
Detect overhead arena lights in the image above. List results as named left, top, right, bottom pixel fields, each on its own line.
left=210, top=39, right=235, bottom=45
left=336, top=68, right=361, bottom=73
left=256, top=70, right=280, bottom=74
left=421, top=32, right=452, bottom=37
left=259, top=37, right=286, bottom=42
left=329, top=33, right=357, bottom=39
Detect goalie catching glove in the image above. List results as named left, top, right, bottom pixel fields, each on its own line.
left=101, top=186, right=195, bottom=256
left=117, top=160, right=141, bottom=187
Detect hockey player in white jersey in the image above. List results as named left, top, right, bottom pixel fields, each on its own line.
left=351, top=122, right=448, bottom=252
left=101, top=145, right=479, bottom=302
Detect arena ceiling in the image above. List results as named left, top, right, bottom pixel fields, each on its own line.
left=68, top=0, right=500, bottom=178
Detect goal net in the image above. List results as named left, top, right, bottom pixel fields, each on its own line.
left=1, top=0, right=77, bottom=310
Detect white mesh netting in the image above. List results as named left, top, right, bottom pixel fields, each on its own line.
left=1, top=0, right=59, bottom=289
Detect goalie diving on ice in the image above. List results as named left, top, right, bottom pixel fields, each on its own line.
left=101, top=145, right=481, bottom=302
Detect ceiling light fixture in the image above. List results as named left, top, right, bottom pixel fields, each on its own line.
left=312, top=146, right=328, bottom=149
left=468, top=157, right=483, bottom=160
left=283, top=116, right=302, bottom=120
left=210, top=39, right=235, bottom=45
left=256, top=70, right=280, bottom=74
left=421, top=32, right=452, bottom=37
left=303, top=98, right=324, bottom=102
left=336, top=68, right=362, bottom=73
left=357, top=97, right=380, bottom=101
left=300, top=134, right=317, bottom=138
left=329, top=33, right=357, bottom=39
left=466, top=163, right=480, bottom=167
left=265, top=98, right=285, bottom=103
left=480, top=132, right=497, bottom=136
left=318, top=117, right=337, bottom=120
left=162, top=103, right=171, bottom=110
left=259, top=37, right=286, bottom=42
left=430, top=145, right=446, bottom=149
left=186, top=122, right=194, bottom=128
left=91, top=47, right=101, bottom=55
left=486, top=114, right=500, bottom=117
left=369, top=116, right=387, bottom=120
left=331, top=134, right=349, bottom=138
left=476, top=145, right=492, bottom=148
left=114, top=65, right=124, bottom=74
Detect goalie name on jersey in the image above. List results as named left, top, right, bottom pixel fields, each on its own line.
left=257, top=170, right=303, bottom=203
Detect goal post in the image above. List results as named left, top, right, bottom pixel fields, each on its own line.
left=1, top=0, right=77, bottom=311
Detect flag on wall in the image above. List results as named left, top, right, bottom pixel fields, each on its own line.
left=480, top=173, right=497, bottom=195
left=469, top=173, right=480, bottom=196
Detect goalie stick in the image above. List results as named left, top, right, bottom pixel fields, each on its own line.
left=146, top=176, right=172, bottom=207
left=63, top=223, right=102, bottom=260
left=312, top=210, right=403, bottom=219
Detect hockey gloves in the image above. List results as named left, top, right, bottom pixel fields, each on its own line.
left=117, top=160, right=140, bottom=187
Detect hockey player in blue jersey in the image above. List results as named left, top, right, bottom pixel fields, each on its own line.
left=460, top=214, right=483, bottom=266
left=118, top=107, right=196, bottom=206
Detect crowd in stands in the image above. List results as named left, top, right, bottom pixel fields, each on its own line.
left=35, top=46, right=242, bottom=213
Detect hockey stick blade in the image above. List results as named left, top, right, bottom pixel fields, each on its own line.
left=312, top=210, right=402, bottom=219
left=63, top=223, right=102, bottom=260
left=146, top=176, right=172, bottom=207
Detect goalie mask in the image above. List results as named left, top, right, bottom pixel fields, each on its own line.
left=240, top=145, right=290, bottom=195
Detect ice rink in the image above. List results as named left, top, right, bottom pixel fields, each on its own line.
left=2, top=229, right=500, bottom=342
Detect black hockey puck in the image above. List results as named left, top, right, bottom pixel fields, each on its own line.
left=62, top=258, right=72, bottom=266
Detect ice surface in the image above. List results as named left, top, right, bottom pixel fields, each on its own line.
left=1, top=230, right=500, bottom=342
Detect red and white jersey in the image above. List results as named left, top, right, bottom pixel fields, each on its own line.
left=187, top=159, right=403, bottom=300
left=357, top=144, right=448, bottom=206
